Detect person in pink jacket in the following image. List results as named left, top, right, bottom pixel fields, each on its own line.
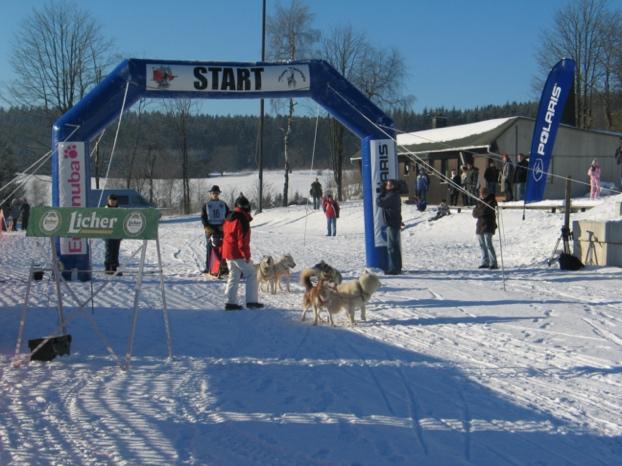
left=587, top=159, right=601, bottom=199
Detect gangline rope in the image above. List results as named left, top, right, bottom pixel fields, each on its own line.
left=302, top=105, right=321, bottom=249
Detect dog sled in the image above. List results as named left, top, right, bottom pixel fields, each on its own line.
left=206, top=232, right=228, bottom=278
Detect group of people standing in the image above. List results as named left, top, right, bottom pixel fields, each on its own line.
left=449, top=153, right=530, bottom=206
left=1, top=198, right=30, bottom=233
left=449, top=150, right=613, bottom=204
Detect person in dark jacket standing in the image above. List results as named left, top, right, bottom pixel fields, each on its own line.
left=222, top=194, right=263, bottom=311
left=376, top=179, right=402, bottom=275
left=20, top=198, right=30, bottom=231
left=466, top=163, right=480, bottom=202
left=460, top=165, right=471, bottom=206
left=500, top=153, right=514, bottom=201
left=310, top=178, right=323, bottom=210
left=483, top=159, right=499, bottom=195
left=104, top=194, right=122, bottom=275
left=614, top=138, right=622, bottom=190
left=201, top=185, right=230, bottom=273
left=472, top=187, right=498, bottom=269
left=513, top=153, right=529, bottom=200
left=448, top=169, right=461, bottom=206
left=9, top=198, right=21, bottom=231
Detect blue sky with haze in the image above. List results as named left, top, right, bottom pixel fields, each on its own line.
left=0, top=0, right=571, bottom=117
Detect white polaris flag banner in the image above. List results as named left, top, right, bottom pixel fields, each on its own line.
left=370, top=139, right=398, bottom=247
left=58, top=141, right=87, bottom=255
left=146, top=64, right=311, bottom=93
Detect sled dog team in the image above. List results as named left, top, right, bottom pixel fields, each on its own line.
left=253, top=255, right=381, bottom=326
left=201, top=186, right=381, bottom=322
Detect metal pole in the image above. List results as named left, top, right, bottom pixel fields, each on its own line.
left=14, top=262, right=35, bottom=363
left=125, top=240, right=148, bottom=369
left=258, top=0, right=266, bottom=212
left=562, top=176, right=572, bottom=254
left=156, top=233, right=173, bottom=360
left=95, top=144, right=100, bottom=190
left=50, top=237, right=66, bottom=334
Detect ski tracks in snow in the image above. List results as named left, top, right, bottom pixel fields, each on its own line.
left=2, top=202, right=622, bottom=465
left=359, top=273, right=621, bottom=462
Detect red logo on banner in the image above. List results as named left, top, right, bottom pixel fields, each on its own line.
left=152, top=66, right=176, bottom=88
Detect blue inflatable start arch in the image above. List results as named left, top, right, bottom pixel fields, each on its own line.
left=52, top=59, right=397, bottom=280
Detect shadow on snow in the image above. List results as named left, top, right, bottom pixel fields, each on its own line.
left=2, top=304, right=619, bottom=465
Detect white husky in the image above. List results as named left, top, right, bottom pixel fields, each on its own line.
left=320, top=269, right=381, bottom=326
left=257, top=254, right=296, bottom=294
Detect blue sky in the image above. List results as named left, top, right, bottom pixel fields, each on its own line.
left=0, top=0, right=571, bottom=117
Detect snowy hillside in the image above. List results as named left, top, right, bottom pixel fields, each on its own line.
left=1, top=172, right=621, bottom=465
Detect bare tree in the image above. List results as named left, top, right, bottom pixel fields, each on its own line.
left=321, top=25, right=412, bottom=200
left=143, top=144, right=159, bottom=205
left=598, top=11, right=622, bottom=128
left=8, top=0, right=114, bottom=114
left=268, top=0, right=319, bottom=206
left=535, top=0, right=616, bottom=129
left=125, top=99, right=148, bottom=188
left=321, top=26, right=366, bottom=202
left=93, top=131, right=105, bottom=189
left=357, top=48, right=411, bottom=109
left=165, top=99, right=194, bottom=214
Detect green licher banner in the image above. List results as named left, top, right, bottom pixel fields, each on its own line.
left=27, top=207, right=160, bottom=240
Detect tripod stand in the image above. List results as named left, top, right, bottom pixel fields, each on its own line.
left=584, top=230, right=598, bottom=265
left=547, top=176, right=574, bottom=267
left=547, top=225, right=571, bottom=266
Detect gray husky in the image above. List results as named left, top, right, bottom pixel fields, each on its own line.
left=300, top=261, right=343, bottom=324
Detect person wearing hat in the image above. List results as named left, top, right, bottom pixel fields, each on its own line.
left=221, top=194, right=263, bottom=310
left=201, top=185, right=230, bottom=274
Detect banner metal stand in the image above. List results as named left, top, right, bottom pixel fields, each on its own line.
left=13, top=207, right=171, bottom=369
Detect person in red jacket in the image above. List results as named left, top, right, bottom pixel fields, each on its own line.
left=222, top=194, right=264, bottom=311
left=322, top=193, right=340, bottom=236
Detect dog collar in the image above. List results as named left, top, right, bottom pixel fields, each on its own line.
left=356, top=282, right=371, bottom=301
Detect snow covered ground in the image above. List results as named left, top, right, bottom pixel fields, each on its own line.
left=1, top=171, right=621, bottom=465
